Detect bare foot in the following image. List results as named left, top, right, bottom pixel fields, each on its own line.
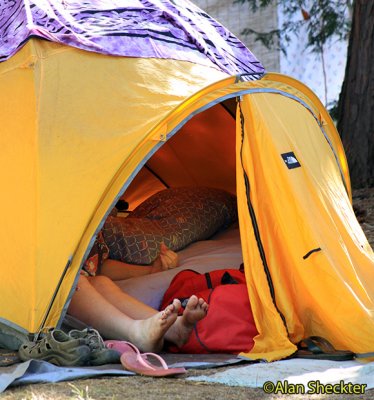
left=165, top=295, right=208, bottom=348
left=130, top=299, right=181, bottom=352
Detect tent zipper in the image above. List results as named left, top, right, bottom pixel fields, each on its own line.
left=238, top=103, right=290, bottom=336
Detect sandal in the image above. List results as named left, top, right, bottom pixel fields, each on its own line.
left=69, top=328, right=120, bottom=366
left=18, top=329, right=91, bottom=366
left=293, top=336, right=355, bottom=361
left=0, top=349, right=21, bottom=366
left=105, top=340, right=186, bottom=377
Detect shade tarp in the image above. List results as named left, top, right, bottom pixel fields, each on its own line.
left=0, top=0, right=264, bottom=76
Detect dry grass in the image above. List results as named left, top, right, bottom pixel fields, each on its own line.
left=3, top=374, right=374, bottom=400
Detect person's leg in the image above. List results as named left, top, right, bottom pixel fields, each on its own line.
left=87, top=275, right=157, bottom=319
left=68, top=275, right=179, bottom=352
left=68, top=275, right=208, bottom=351
left=88, top=275, right=209, bottom=347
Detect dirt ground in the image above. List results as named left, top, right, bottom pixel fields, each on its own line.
left=2, top=187, right=374, bottom=400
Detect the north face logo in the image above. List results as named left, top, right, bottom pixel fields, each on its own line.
left=281, top=152, right=301, bottom=169
left=286, top=155, right=298, bottom=164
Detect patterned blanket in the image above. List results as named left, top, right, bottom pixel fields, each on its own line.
left=102, top=187, right=237, bottom=265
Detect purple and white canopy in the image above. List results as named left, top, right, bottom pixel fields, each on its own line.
left=0, top=0, right=264, bottom=75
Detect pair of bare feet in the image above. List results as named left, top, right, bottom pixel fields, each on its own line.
left=131, top=295, right=208, bottom=352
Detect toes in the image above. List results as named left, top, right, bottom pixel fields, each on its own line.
left=196, top=298, right=208, bottom=312
left=162, top=304, right=174, bottom=319
left=172, top=298, right=182, bottom=313
left=186, top=295, right=198, bottom=309
left=161, top=299, right=181, bottom=320
left=160, top=310, right=168, bottom=320
left=185, top=296, right=208, bottom=312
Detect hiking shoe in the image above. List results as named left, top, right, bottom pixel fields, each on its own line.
left=68, top=328, right=120, bottom=366
left=0, top=349, right=21, bottom=366
left=18, top=329, right=91, bottom=366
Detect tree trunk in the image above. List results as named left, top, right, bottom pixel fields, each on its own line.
left=337, top=0, right=374, bottom=189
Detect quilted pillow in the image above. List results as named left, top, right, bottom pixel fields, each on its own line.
left=102, top=187, right=237, bottom=265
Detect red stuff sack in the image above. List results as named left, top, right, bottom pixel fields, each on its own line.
left=161, top=269, right=258, bottom=354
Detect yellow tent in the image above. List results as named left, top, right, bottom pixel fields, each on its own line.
left=0, top=39, right=374, bottom=360
left=0, top=36, right=373, bottom=360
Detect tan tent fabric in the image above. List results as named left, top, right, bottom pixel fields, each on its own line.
left=0, top=39, right=373, bottom=361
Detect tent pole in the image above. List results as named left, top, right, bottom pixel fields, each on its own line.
left=144, top=164, right=170, bottom=188
left=37, top=258, right=72, bottom=335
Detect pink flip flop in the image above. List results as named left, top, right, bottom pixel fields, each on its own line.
left=105, top=340, right=138, bottom=355
left=104, top=340, right=186, bottom=377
